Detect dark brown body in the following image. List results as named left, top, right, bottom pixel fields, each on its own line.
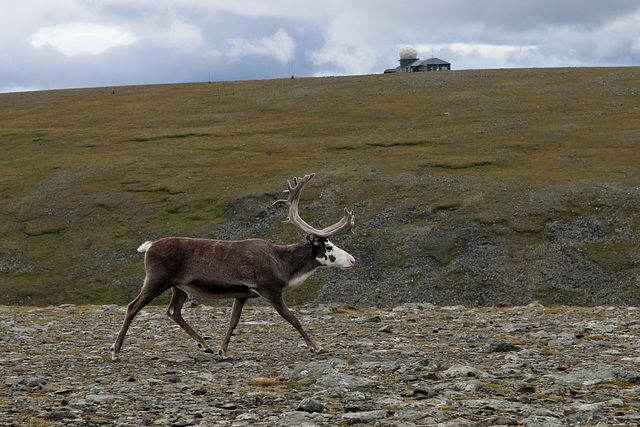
left=145, top=237, right=324, bottom=299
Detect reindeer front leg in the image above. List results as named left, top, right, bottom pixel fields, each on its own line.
left=219, top=297, right=248, bottom=358
left=262, top=292, right=327, bottom=354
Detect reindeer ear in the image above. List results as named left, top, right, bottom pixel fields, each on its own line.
left=306, top=235, right=322, bottom=245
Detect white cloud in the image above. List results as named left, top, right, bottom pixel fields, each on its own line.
left=28, top=22, right=138, bottom=56
left=423, top=43, right=541, bottom=69
left=306, top=10, right=389, bottom=76
left=227, top=28, right=295, bottom=65
left=308, top=41, right=379, bottom=76
left=156, top=20, right=205, bottom=51
left=592, top=12, right=640, bottom=62
left=0, top=84, right=40, bottom=94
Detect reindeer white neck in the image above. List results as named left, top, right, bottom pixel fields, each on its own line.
left=111, top=174, right=355, bottom=360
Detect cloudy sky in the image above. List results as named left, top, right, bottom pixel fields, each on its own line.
left=2, top=0, right=640, bottom=92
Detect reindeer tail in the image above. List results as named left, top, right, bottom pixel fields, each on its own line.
left=137, top=241, right=153, bottom=253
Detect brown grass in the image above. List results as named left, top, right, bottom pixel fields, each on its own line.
left=250, top=376, right=284, bottom=387
left=1, top=67, right=639, bottom=305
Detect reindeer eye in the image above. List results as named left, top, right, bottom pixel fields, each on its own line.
left=326, top=245, right=333, bottom=251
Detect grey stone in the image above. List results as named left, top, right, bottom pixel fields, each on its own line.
left=412, top=386, right=436, bottom=398
left=20, top=377, right=46, bottom=388
left=355, top=315, right=381, bottom=323
left=443, top=364, right=481, bottom=378
left=477, top=415, right=519, bottom=426
left=43, top=410, right=78, bottom=420
left=408, top=358, right=442, bottom=371
left=440, top=418, right=476, bottom=427
left=296, top=397, right=326, bottom=413
left=85, top=394, right=121, bottom=403
left=485, top=339, right=521, bottom=352
left=557, top=364, right=618, bottom=385
left=524, top=415, right=563, bottom=426
left=290, top=358, right=348, bottom=381
left=315, top=372, right=376, bottom=391
left=277, top=411, right=321, bottom=427
left=340, top=409, right=388, bottom=423
left=567, top=408, right=604, bottom=424
left=391, top=409, right=445, bottom=423
left=236, top=412, right=261, bottom=421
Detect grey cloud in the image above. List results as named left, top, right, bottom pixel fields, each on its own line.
left=2, top=1, right=640, bottom=92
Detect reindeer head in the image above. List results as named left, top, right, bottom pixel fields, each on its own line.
left=274, top=174, right=355, bottom=268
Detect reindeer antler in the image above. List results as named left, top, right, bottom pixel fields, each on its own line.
left=273, top=174, right=355, bottom=238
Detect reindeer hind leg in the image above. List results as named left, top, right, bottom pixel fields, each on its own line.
left=167, top=287, right=213, bottom=353
left=111, top=278, right=167, bottom=361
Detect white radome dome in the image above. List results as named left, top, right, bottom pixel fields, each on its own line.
left=399, top=45, right=418, bottom=59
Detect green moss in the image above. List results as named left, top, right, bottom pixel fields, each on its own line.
left=286, top=379, right=316, bottom=390
left=432, top=198, right=462, bottom=213
left=532, top=287, right=587, bottom=305
left=573, top=242, right=638, bottom=271
left=22, top=218, right=67, bottom=236
left=418, top=229, right=463, bottom=265
left=422, top=159, right=494, bottom=170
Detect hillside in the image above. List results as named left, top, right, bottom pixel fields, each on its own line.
left=1, top=67, right=639, bottom=306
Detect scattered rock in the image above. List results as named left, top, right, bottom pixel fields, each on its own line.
left=443, top=364, right=481, bottom=378
left=355, top=315, right=381, bottom=323
left=277, top=411, right=321, bottom=426
left=236, top=412, right=260, bottom=421
left=2, top=304, right=640, bottom=426
left=557, top=364, right=619, bottom=385
left=411, top=386, right=436, bottom=399
left=377, top=324, right=393, bottom=333
left=485, top=339, right=521, bottom=352
left=297, top=397, right=326, bottom=413
left=315, top=372, right=376, bottom=391
left=43, top=410, right=77, bottom=421
left=20, top=377, right=46, bottom=388
left=85, top=394, right=121, bottom=403
left=340, top=409, right=388, bottom=423
left=191, top=387, right=207, bottom=396
left=290, top=358, right=347, bottom=381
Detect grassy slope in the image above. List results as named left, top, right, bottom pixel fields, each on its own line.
left=1, top=68, right=639, bottom=306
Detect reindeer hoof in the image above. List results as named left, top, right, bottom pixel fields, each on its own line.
left=204, top=348, right=215, bottom=354
left=311, top=347, right=329, bottom=355
left=110, top=346, right=120, bottom=361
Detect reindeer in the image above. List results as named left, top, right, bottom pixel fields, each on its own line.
left=111, top=174, right=355, bottom=360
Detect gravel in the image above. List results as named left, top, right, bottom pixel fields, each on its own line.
left=2, top=302, right=640, bottom=425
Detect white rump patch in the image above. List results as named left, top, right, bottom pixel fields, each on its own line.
left=137, top=241, right=153, bottom=253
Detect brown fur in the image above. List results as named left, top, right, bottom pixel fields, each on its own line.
left=111, top=236, right=338, bottom=360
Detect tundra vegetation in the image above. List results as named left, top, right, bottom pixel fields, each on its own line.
left=0, top=67, right=639, bottom=307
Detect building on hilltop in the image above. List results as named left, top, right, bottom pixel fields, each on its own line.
left=384, top=45, right=451, bottom=74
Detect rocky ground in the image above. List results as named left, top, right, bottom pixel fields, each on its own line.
left=2, top=302, right=640, bottom=426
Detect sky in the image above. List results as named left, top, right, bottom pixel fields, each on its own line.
left=2, top=0, right=640, bottom=93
